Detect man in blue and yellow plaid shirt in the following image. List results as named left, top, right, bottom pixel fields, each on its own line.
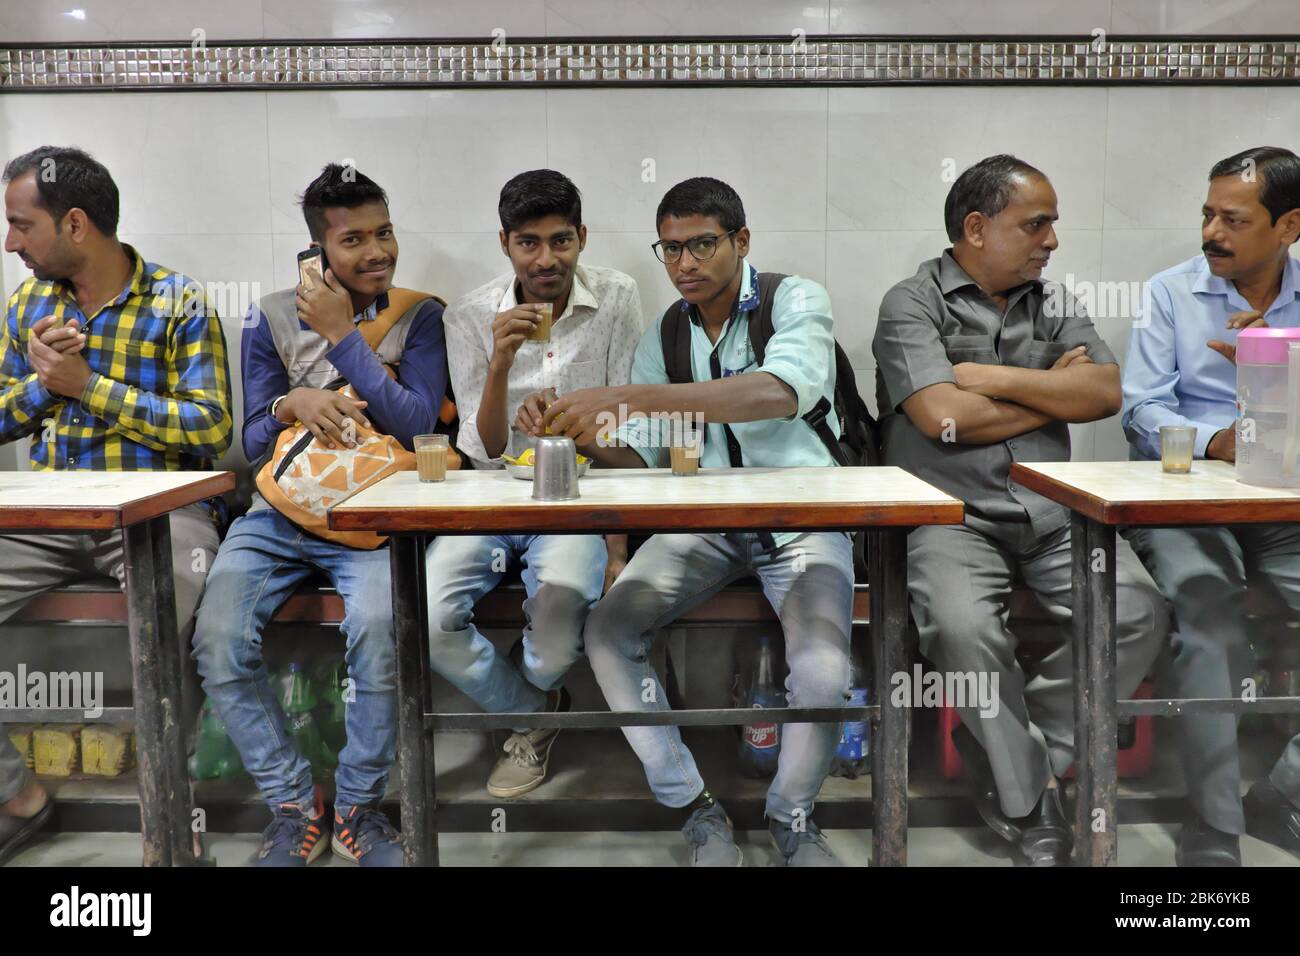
left=0, top=146, right=232, bottom=859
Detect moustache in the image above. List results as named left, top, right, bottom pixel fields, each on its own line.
left=1203, top=244, right=1232, bottom=257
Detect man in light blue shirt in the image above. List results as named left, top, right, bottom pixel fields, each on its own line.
left=1121, top=146, right=1300, bottom=866
left=540, top=177, right=850, bottom=866
left=604, top=245, right=839, bottom=550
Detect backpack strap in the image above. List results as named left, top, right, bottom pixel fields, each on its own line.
left=360, top=287, right=458, bottom=425
left=659, top=300, right=694, bottom=385
left=746, top=272, right=788, bottom=368
left=360, top=287, right=446, bottom=351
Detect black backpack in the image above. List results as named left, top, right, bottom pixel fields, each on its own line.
left=658, top=272, right=882, bottom=467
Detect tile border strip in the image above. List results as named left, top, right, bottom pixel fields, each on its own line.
left=1, top=36, right=1297, bottom=91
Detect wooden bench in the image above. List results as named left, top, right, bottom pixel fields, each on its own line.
left=14, top=574, right=1284, bottom=629
left=11, top=571, right=1292, bottom=850
left=10, top=576, right=875, bottom=628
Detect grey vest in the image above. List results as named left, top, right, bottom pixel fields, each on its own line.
left=257, top=287, right=423, bottom=389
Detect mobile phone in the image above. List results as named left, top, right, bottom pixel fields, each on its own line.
left=297, top=247, right=328, bottom=291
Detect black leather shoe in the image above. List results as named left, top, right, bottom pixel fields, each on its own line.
left=0, top=799, right=55, bottom=867
left=1243, top=780, right=1300, bottom=860
left=1019, top=786, right=1072, bottom=867
left=951, top=723, right=1021, bottom=843
left=1176, top=811, right=1241, bottom=867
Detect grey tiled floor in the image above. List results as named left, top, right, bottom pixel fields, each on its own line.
left=8, top=824, right=1298, bottom=867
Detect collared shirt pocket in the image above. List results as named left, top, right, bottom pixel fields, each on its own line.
left=1027, top=340, right=1070, bottom=369
left=942, top=332, right=998, bottom=364
left=560, top=359, right=605, bottom=391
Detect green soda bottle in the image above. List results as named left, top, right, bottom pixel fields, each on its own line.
left=188, top=696, right=247, bottom=780
left=282, top=662, right=332, bottom=775
left=312, top=658, right=347, bottom=763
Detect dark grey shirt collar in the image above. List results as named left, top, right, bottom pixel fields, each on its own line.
left=937, top=248, right=1041, bottom=310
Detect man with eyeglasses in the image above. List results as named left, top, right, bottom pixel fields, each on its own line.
left=544, top=177, right=852, bottom=867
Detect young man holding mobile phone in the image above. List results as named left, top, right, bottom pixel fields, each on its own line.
left=191, top=163, right=450, bottom=867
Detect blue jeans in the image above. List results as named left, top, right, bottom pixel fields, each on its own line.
left=191, top=507, right=397, bottom=810
left=424, top=534, right=606, bottom=730
left=584, top=531, right=854, bottom=824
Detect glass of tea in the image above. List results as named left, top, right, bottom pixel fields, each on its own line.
left=669, top=419, right=704, bottom=476
left=1159, top=425, right=1196, bottom=474
left=414, top=434, right=449, bottom=482
left=527, top=302, right=554, bottom=343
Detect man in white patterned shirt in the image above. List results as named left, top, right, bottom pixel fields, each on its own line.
left=429, top=169, right=642, bottom=797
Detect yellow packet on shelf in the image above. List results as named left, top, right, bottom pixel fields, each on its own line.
left=6, top=726, right=35, bottom=770
left=82, top=723, right=135, bottom=777
left=33, top=724, right=82, bottom=777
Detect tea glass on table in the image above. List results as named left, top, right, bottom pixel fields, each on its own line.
left=669, top=419, right=704, bottom=476
left=414, top=433, right=449, bottom=482
left=1159, top=425, right=1196, bottom=474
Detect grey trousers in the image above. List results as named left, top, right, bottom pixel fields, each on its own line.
left=0, top=502, right=219, bottom=804
left=1125, top=523, right=1300, bottom=834
left=909, top=517, right=1169, bottom=818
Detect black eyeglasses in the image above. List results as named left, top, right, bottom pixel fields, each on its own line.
left=651, top=230, right=738, bottom=264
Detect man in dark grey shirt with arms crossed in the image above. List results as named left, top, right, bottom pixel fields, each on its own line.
left=872, top=154, right=1168, bottom=866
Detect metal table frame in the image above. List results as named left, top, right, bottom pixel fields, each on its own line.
left=383, top=526, right=914, bottom=867
left=0, top=472, right=233, bottom=866
left=0, top=519, right=193, bottom=866
left=1012, top=462, right=1300, bottom=867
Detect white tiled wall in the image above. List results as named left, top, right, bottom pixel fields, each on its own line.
left=2, top=1, right=1298, bottom=471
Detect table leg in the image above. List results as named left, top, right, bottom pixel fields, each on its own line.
left=1070, top=512, right=1118, bottom=867
left=870, top=527, right=910, bottom=867
left=391, top=534, right=437, bottom=867
left=123, top=515, right=197, bottom=867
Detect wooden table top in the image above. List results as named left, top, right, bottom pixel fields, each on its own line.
left=0, top=470, right=235, bottom=531
left=1010, top=459, right=1300, bottom=526
left=329, top=465, right=964, bottom=534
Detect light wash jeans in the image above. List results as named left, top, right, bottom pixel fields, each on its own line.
left=424, top=534, right=607, bottom=730
left=191, top=507, right=397, bottom=811
left=584, top=531, right=854, bottom=824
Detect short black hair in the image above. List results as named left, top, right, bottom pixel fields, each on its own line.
left=1209, top=146, right=1300, bottom=224
left=655, top=177, right=746, bottom=234
left=943, top=154, right=1046, bottom=243
left=298, top=163, right=390, bottom=242
left=498, top=169, right=582, bottom=235
left=2, top=145, right=119, bottom=236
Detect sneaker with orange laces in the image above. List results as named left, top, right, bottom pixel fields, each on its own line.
left=331, top=804, right=405, bottom=867
left=251, top=787, right=327, bottom=867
